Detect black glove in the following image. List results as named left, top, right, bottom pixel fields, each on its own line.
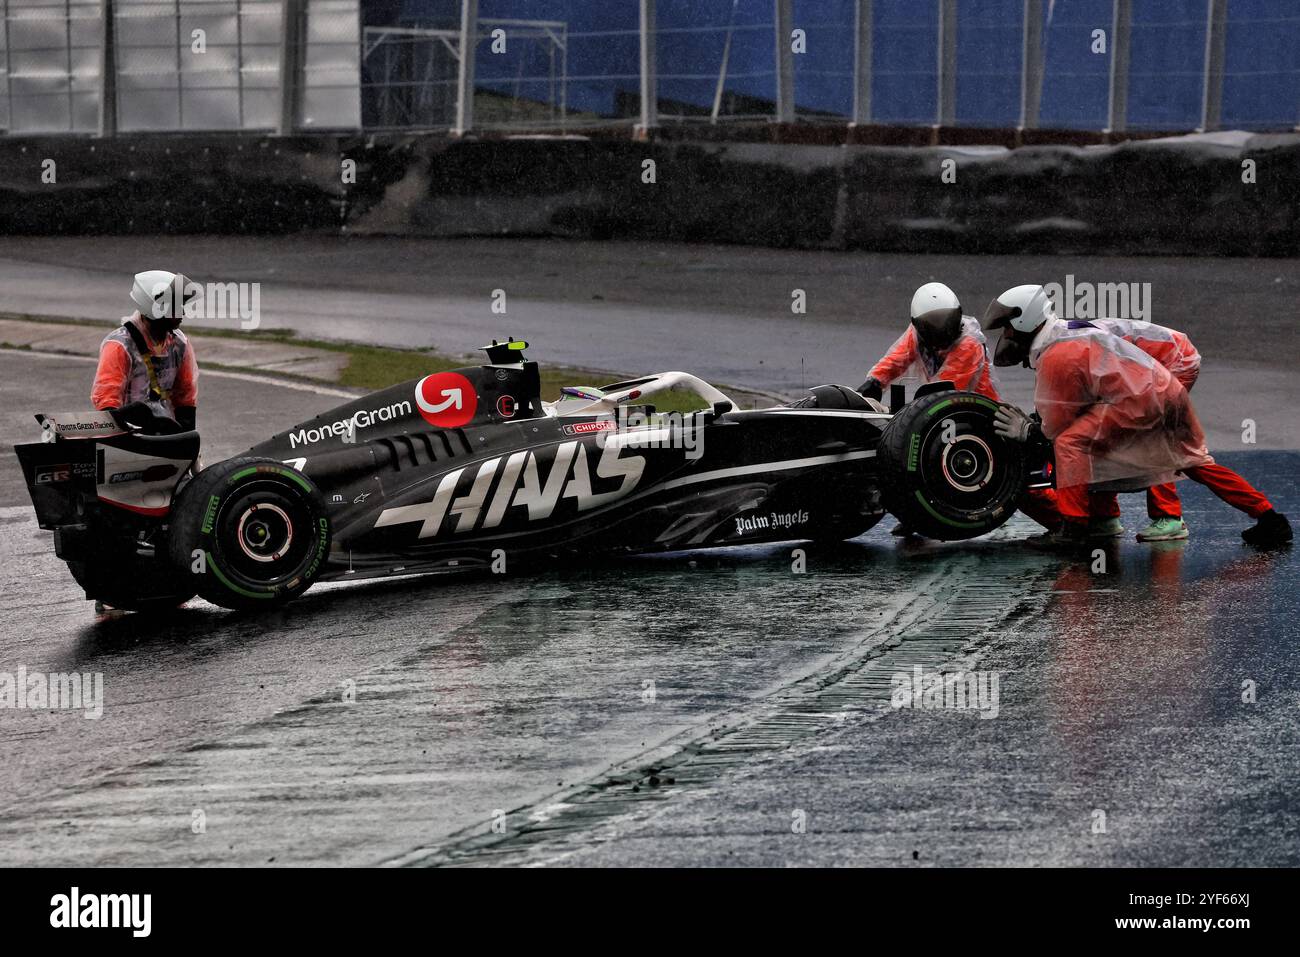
left=108, top=401, right=153, bottom=431
left=108, top=401, right=182, bottom=435
left=857, top=376, right=884, bottom=401
left=176, top=405, right=197, bottom=432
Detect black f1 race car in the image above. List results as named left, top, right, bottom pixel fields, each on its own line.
left=15, top=340, right=1050, bottom=611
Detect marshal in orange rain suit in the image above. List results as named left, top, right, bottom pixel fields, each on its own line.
left=867, top=316, right=1057, bottom=528
left=1034, top=325, right=1273, bottom=528
left=1085, top=319, right=1201, bottom=523
left=866, top=316, right=998, bottom=401
left=91, top=313, right=199, bottom=429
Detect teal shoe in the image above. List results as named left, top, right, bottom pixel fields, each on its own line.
left=1088, top=517, right=1125, bottom=539
left=1136, top=517, right=1189, bottom=542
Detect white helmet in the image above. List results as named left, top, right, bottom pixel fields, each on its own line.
left=131, top=270, right=195, bottom=323
left=909, top=282, right=963, bottom=351
left=983, top=284, right=1054, bottom=334
left=910, top=281, right=960, bottom=320
left=984, top=284, right=1056, bottom=367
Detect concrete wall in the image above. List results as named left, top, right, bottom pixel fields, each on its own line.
left=1, top=131, right=1296, bottom=256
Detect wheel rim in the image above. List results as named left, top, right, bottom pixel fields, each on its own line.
left=918, top=411, right=1019, bottom=516
left=235, top=503, right=294, bottom=563
left=215, top=482, right=316, bottom=587
left=939, top=434, right=994, bottom=493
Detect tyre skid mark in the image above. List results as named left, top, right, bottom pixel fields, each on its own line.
left=387, top=553, right=1054, bottom=867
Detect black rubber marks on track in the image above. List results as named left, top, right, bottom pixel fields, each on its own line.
left=385, top=552, right=1053, bottom=867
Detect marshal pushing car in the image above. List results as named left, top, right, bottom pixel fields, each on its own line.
left=14, top=339, right=1051, bottom=611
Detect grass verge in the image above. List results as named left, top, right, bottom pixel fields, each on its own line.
left=0, top=312, right=779, bottom=412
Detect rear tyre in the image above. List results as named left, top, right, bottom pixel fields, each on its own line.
left=167, top=457, right=331, bottom=610
left=877, top=389, right=1028, bottom=541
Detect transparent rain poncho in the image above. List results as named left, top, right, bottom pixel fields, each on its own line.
left=1090, top=318, right=1202, bottom=388
left=1032, top=326, right=1213, bottom=489
left=867, top=316, right=999, bottom=399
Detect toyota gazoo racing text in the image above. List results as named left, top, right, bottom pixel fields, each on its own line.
left=14, top=339, right=1052, bottom=611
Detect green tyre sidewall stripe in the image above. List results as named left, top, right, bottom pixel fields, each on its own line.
left=205, top=552, right=274, bottom=600
left=171, top=456, right=330, bottom=608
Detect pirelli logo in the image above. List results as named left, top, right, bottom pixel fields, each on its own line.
left=201, top=494, right=221, bottom=534
left=907, top=433, right=922, bottom=472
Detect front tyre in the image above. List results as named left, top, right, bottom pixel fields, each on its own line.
left=167, top=457, right=331, bottom=610
left=877, top=389, right=1028, bottom=541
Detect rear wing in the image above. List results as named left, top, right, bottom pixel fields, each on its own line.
left=34, top=410, right=124, bottom=441
left=15, top=411, right=118, bottom=528
left=16, top=411, right=198, bottom=528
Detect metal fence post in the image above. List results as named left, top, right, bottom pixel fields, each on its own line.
left=774, top=0, right=793, bottom=123
left=638, top=0, right=656, bottom=133
left=1198, top=0, right=1227, bottom=132
left=1019, top=0, right=1043, bottom=130
left=852, top=0, right=872, bottom=125
left=3, top=0, right=11, bottom=133
left=278, top=0, right=303, bottom=134
left=710, top=0, right=738, bottom=123
left=98, top=0, right=116, bottom=136
left=452, top=0, right=478, bottom=136
left=1106, top=0, right=1131, bottom=134
left=936, top=0, right=956, bottom=127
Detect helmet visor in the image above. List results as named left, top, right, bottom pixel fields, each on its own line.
left=992, top=328, right=1031, bottom=367
left=912, top=306, right=962, bottom=351
left=983, top=299, right=1021, bottom=331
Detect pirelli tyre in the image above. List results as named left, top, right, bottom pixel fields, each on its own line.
left=876, top=387, right=1028, bottom=541
left=167, top=457, right=331, bottom=610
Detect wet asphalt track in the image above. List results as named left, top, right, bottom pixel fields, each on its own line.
left=1, top=350, right=1296, bottom=867
left=0, top=239, right=1297, bottom=866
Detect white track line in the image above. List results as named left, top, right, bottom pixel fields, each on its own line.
left=0, top=346, right=359, bottom=399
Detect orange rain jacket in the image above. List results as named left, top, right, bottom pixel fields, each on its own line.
left=868, top=316, right=999, bottom=400
left=1031, top=322, right=1212, bottom=490
left=1091, top=318, right=1201, bottom=390
left=91, top=313, right=198, bottom=419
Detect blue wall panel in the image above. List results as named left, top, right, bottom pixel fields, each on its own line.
left=386, top=0, right=1300, bottom=130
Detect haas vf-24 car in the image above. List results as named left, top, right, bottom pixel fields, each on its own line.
left=15, top=340, right=1050, bottom=611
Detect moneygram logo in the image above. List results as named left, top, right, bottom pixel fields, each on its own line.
left=415, top=372, right=477, bottom=428
left=287, top=400, right=413, bottom=448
